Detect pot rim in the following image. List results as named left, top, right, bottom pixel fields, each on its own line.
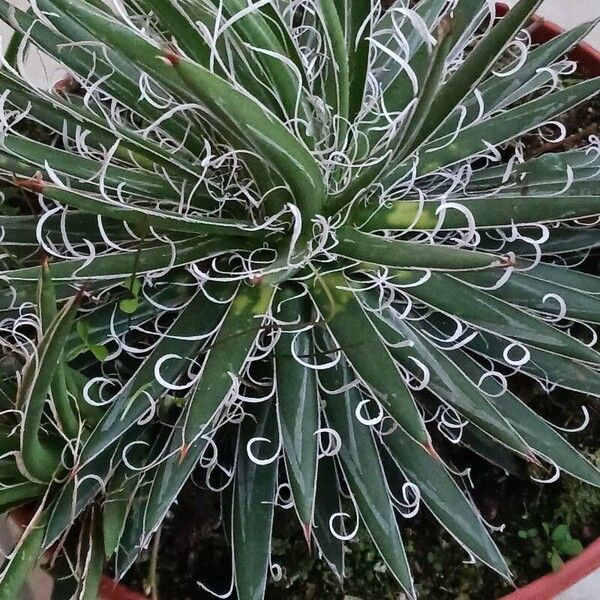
left=498, top=537, right=600, bottom=600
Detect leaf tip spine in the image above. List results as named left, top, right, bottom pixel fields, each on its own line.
left=179, top=443, right=190, bottom=464
left=159, top=47, right=182, bottom=67
left=13, top=172, right=45, bottom=194
left=302, top=522, right=312, bottom=552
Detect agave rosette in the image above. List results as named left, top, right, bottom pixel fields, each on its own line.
left=1, top=0, right=600, bottom=597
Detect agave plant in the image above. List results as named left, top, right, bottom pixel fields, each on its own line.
left=1, top=0, right=600, bottom=597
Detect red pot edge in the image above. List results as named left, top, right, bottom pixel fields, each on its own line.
left=495, top=1, right=600, bottom=76
left=498, top=536, right=600, bottom=600
left=99, top=576, right=148, bottom=600
left=494, top=1, right=600, bottom=598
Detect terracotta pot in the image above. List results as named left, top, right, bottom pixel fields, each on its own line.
left=98, top=578, right=147, bottom=600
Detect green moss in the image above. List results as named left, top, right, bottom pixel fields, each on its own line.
left=555, top=451, right=600, bottom=531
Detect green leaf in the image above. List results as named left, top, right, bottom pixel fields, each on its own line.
left=37, top=261, right=79, bottom=438
left=274, top=287, right=319, bottom=529
left=381, top=428, right=510, bottom=578
left=422, top=320, right=600, bottom=486
left=310, top=271, right=428, bottom=444
left=551, top=524, right=570, bottom=543
left=118, top=276, right=142, bottom=314
left=332, top=0, right=371, bottom=121
left=456, top=268, right=600, bottom=324
left=233, top=400, right=279, bottom=600
left=5, top=236, right=235, bottom=283
left=418, top=0, right=542, bottom=142
left=77, top=516, right=104, bottom=600
left=337, top=228, right=503, bottom=271
left=337, top=0, right=447, bottom=189
left=38, top=185, right=254, bottom=239
left=2, top=0, right=206, bottom=160
left=173, top=59, right=323, bottom=223
left=0, top=213, right=132, bottom=258
left=44, top=427, right=139, bottom=547
left=128, top=0, right=281, bottom=120
left=460, top=324, right=600, bottom=399
left=113, top=479, right=154, bottom=577
left=103, top=460, right=144, bottom=558
left=89, top=344, right=109, bottom=362
left=76, top=320, right=90, bottom=342
left=126, top=276, right=141, bottom=297
left=79, top=283, right=234, bottom=467
left=63, top=367, right=103, bottom=425
left=215, top=0, right=309, bottom=123
left=142, top=0, right=210, bottom=66
left=3, top=13, right=26, bottom=68
left=395, top=15, right=455, bottom=157
left=366, top=302, right=532, bottom=457
left=0, top=136, right=200, bottom=203
left=559, top=538, right=584, bottom=557
left=368, top=0, right=451, bottom=116
left=249, top=3, right=307, bottom=82
left=524, top=260, right=600, bottom=295
left=321, top=357, right=415, bottom=599
left=478, top=227, right=600, bottom=257
left=390, top=271, right=600, bottom=365
left=65, top=284, right=189, bottom=360
left=182, top=283, right=275, bottom=448
left=117, top=298, right=138, bottom=315
left=549, top=551, right=564, bottom=572
left=142, top=417, right=211, bottom=544
left=107, top=427, right=173, bottom=577
left=436, top=19, right=600, bottom=137
left=460, top=423, right=524, bottom=477
left=0, top=72, right=195, bottom=181
left=412, top=76, right=600, bottom=179
left=353, top=195, right=600, bottom=232
left=469, top=146, right=600, bottom=193
left=313, top=456, right=344, bottom=580
left=380, top=76, right=600, bottom=190
left=0, top=482, right=45, bottom=512
left=318, top=0, right=350, bottom=126
left=18, top=293, right=81, bottom=481
left=43, top=0, right=325, bottom=224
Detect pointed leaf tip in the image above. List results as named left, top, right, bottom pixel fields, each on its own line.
left=302, top=522, right=312, bottom=552
left=179, top=444, right=190, bottom=464
left=13, top=173, right=45, bottom=194
left=160, top=48, right=181, bottom=67
left=525, top=451, right=543, bottom=468
left=425, top=441, right=441, bottom=461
